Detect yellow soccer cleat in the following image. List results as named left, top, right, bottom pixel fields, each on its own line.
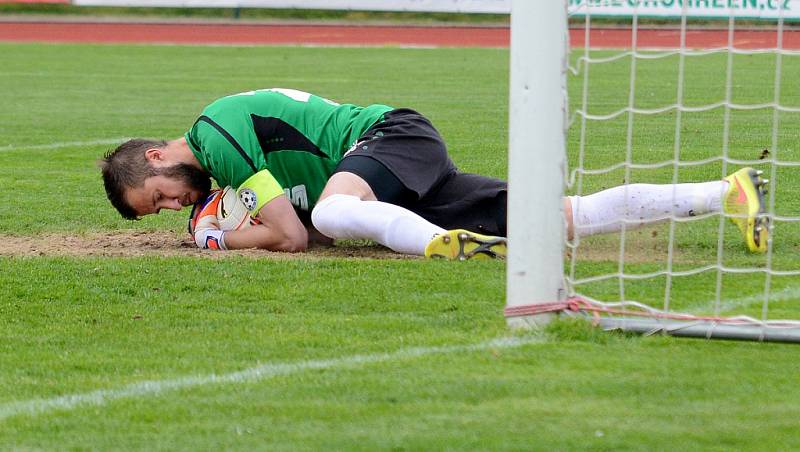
left=723, top=167, right=770, bottom=253
left=424, top=229, right=507, bottom=261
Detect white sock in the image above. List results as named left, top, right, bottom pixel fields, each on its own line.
left=570, top=181, right=728, bottom=237
left=311, top=194, right=446, bottom=255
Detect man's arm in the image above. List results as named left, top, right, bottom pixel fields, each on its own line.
left=220, top=195, right=308, bottom=252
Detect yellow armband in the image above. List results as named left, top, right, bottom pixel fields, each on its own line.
left=236, top=170, right=284, bottom=216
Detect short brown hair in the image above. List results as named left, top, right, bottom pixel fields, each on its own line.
left=100, top=139, right=166, bottom=220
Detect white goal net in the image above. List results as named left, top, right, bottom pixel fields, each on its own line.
left=506, top=0, right=800, bottom=342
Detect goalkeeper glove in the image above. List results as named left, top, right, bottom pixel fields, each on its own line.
left=194, top=228, right=227, bottom=250
left=188, top=190, right=228, bottom=250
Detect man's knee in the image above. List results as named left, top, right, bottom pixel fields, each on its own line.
left=311, top=193, right=361, bottom=239
left=319, top=171, right=377, bottom=202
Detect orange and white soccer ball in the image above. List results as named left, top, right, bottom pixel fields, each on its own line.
left=188, top=186, right=260, bottom=236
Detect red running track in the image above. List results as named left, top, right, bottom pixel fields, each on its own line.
left=1, top=21, right=799, bottom=49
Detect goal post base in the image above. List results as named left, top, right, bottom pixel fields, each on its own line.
left=504, top=298, right=800, bottom=343
left=597, top=318, right=800, bottom=344
left=504, top=300, right=566, bottom=329
left=506, top=313, right=556, bottom=330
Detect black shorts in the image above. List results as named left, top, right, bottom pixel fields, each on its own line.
left=333, top=108, right=508, bottom=236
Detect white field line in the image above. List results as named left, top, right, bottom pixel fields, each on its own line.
left=0, top=138, right=129, bottom=153
left=0, top=335, right=543, bottom=422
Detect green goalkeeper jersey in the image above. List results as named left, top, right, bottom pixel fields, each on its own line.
left=184, top=88, right=393, bottom=210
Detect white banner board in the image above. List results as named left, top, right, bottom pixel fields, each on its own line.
left=570, top=0, right=797, bottom=20
left=72, top=0, right=509, bottom=13
left=72, top=0, right=800, bottom=20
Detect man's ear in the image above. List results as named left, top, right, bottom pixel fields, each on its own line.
left=144, top=148, right=164, bottom=163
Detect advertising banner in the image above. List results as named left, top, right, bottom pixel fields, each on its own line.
left=71, top=0, right=800, bottom=20
left=569, top=0, right=797, bottom=20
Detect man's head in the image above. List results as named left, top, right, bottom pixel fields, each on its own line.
left=100, top=139, right=211, bottom=219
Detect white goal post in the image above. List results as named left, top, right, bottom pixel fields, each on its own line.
left=505, top=0, right=568, bottom=328
left=505, top=0, right=800, bottom=342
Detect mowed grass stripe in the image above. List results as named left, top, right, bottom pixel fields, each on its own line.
left=688, top=284, right=800, bottom=315
left=0, top=137, right=129, bottom=152
left=0, top=336, right=542, bottom=422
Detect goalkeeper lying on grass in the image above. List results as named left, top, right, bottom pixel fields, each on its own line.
left=100, top=88, right=770, bottom=259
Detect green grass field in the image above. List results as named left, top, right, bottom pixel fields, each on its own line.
left=1, top=42, right=799, bottom=449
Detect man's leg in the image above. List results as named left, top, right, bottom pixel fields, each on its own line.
left=566, top=180, right=727, bottom=238
left=311, top=171, right=446, bottom=256
left=311, top=172, right=445, bottom=256
left=565, top=167, right=769, bottom=252
left=311, top=165, right=505, bottom=259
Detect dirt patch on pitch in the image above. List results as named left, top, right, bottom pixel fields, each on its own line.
left=0, top=230, right=414, bottom=260
left=0, top=228, right=695, bottom=263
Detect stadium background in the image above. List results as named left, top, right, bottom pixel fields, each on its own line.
left=1, top=0, right=799, bottom=449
